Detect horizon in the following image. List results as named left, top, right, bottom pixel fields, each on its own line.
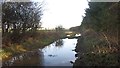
left=39, top=0, right=89, bottom=29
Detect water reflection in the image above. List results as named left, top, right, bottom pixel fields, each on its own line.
left=42, top=38, right=77, bottom=66
left=55, top=39, right=63, bottom=47
left=3, top=50, right=44, bottom=66
left=3, top=38, right=77, bottom=66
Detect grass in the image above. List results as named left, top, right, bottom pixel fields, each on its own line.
left=1, top=30, right=66, bottom=62
left=74, top=29, right=119, bottom=66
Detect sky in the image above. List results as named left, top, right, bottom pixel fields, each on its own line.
left=33, top=0, right=89, bottom=29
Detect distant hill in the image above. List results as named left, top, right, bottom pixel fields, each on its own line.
left=69, top=26, right=80, bottom=33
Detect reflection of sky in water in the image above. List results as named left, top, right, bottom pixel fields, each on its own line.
left=5, top=39, right=77, bottom=66
left=42, top=38, right=77, bottom=66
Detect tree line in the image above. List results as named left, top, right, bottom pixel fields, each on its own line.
left=74, top=2, right=120, bottom=66
left=2, top=1, right=43, bottom=43
left=80, top=2, right=119, bottom=49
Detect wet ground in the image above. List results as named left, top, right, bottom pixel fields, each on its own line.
left=3, top=38, right=77, bottom=66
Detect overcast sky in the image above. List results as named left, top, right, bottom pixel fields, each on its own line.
left=34, top=0, right=89, bottom=29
